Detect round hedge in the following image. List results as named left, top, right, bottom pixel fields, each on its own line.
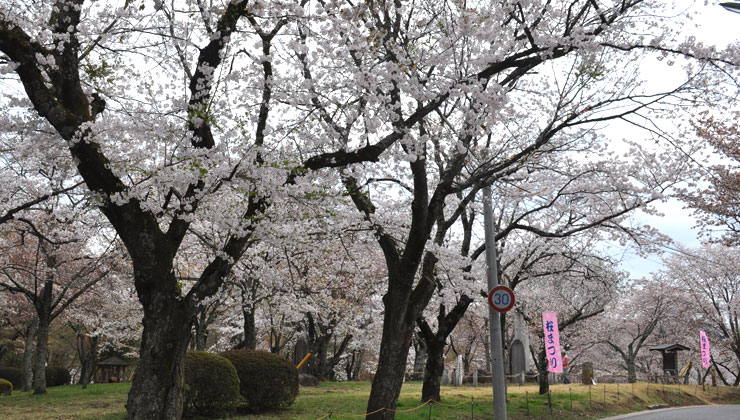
left=44, top=367, right=69, bottom=387
left=183, top=351, right=240, bottom=418
left=220, top=350, right=298, bottom=413
left=0, top=367, right=23, bottom=390
left=0, top=378, right=12, bottom=396
left=53, top=367, right=71, bottom=386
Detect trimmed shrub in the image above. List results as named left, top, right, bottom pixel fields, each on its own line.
left=0, top=378, right=12, bottom=395
left=220, top=350, right=298, bottom=413
left=183, top=351, right=240, bottom=418
left=0, top=367, right=23, bottom=390
left=53, top=367, right=71, bottom=385
left=44, top=367, right=58, bottom=387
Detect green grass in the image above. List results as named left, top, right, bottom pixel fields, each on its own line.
left=1, top=381, right=739, bottom=419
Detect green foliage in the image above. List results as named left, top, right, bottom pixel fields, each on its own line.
left=54, top=367, right=71, bottom=386
left=82, top=59, right=114, bottom=84
left=183, top=351, right=240, bottom=418
left=42, top=367, right=70, bottom=387
left=44, top=367, right=58, bottom=387
left=0, top=367, right=22, bottom=389
left=220, top=349, right=299, bottom=413
left=0, top=378, right=12, bottom=395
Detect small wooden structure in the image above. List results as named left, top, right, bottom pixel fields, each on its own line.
left=95, top=356, right=130, bottom=383
left=649, top=343, right=689, bottom=380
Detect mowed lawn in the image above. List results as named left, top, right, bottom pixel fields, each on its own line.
left=2, top=381, right=739, bottom=420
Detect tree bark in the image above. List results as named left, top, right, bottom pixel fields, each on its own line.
left=326, top=334, right=353, bottom=381
left=76, top=333, right=99, bottom=388
left=416, top=295, right=473, bottom=402
left=365, top=305, right=415, bottom=420
left=191, top=311, right=208, bottom=351
left=32, top=317, right=50, bottom=394
left=626, top=357, right=637, bottom=383
left=32, top=278, right=54, bottom=395
left=22, top=317, right=38, bottom=392
left=126, top=291, right=193, bottom=420
left=420, top=338, right=444, bottom=402
left=241, top=305, right=257, bottom=350
left=537, top=347, right=549, bottom=395
left=411, top=331, right=427, bottom=380
left=352, top=350, right=364, bottom=380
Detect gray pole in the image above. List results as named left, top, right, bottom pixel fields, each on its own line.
left=483, top=185, right=507, bottom=419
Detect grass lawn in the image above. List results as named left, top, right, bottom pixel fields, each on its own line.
left=1, top=380, right=739, bottom=419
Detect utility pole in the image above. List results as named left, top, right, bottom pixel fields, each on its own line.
left=483, top=185, right=507, bottom=419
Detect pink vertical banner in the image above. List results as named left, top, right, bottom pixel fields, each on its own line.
left=700, top=330, right=711, bottom=368
left=542, top=312, right=563, bottom=373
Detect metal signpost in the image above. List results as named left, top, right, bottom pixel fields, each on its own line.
left=483, top=186, right=509, bottom=419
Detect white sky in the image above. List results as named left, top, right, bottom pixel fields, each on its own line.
left=613, top=1, right=738, bottom=280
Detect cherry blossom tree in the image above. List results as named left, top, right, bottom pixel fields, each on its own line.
left=0, top=290, right=36, bottom=391
left=0, top=2, right=408, bottom=416
left=0, top=210, right=118, bottom=394
left=683, top=116, right=740, bottom=245
left=65, top=265, right=141, bottom=387
left=1, top=1, right=738, bottom=419
left=661, top=245, right=740, bottom=385
left=515, top=247, right=624, bottom=394
left=600, top=278, right=671, bottom=382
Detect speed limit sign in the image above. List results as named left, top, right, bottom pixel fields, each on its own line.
left=488, top=285, right=515, bottom=313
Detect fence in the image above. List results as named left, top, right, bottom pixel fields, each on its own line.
left=408, top=369, right=729, bottom=387
left=306, top=381, right=740, bottom=419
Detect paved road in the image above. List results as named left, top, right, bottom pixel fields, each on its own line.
left=600, top=405, right=740, bottom=420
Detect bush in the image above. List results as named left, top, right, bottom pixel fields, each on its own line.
left=0, top=378, right=12, bottom=395
left=53, top=367, right=71, bottom=385
left=183, top=351, right=240, bottom=418
left=44, top=367, right=58, bottom=387
left=220, top=350, right=298, bottom=413
left=42, top=367, right=70, bottom=387
left=0, top=367, right=23, bottom=390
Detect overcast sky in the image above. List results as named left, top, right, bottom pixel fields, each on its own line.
left=613, top=1, right=737, bottom=280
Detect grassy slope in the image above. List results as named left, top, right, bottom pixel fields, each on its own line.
left=1, top=381, right=738, bottom=420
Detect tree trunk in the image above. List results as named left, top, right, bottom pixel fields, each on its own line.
left=411, top=331, right=427, bottom=380
left=32, top=279, right=54, bottom=395
left=352, top=350, right=364, bottom=380
left=325, top=334, right=353, bottom=381
left=417, top=296, right=472, bottom=403
left=77, top=334, right=99, bottom=389
left=32, top=317, right=50, bottom=394
left=365, top=312, right=415, bottom=420
left=125, top=292, right=193, bottom=420
left=22, top=317, right=38, bottom=392
left=421, top=339, right=444, bottom=402
left=191, top=311, right=208, bottom=351
left=242, top=306, right=257, bottom=350
left=537, top=348, right=549, bottom=395
left=626, top=357, right=637, bottom=383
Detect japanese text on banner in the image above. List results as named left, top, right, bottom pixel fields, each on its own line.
left=700, top=330, right=711, bottom=369
left=542, top=312, right=563, bottom=374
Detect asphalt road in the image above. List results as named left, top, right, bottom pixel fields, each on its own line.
left=600, top=405, right=740, bottom=420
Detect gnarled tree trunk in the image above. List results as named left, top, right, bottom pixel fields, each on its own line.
left=22, top=317, right=38, bottom=392
left=417, top=296, right=472, bottom=402
left=126, top=287, right=193, bottom=420
left=420, top=337, right=444, bottom=402
left=76, top=332, right=99, bottom=388
left=365, top=293, right=416, bottom=420
left=411, top=331, right=427, bottom=380
left=32, top=279, right=54, bottom=395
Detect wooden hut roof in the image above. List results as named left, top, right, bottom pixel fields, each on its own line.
left=96, top=356, right=130, bottom=366
left=649, top=344, right=690, bottom=352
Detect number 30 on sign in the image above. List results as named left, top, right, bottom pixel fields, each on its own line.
left=488, top=285, right=515, bottom=313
